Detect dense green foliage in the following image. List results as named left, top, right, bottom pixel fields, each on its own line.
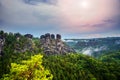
left=43, top=53, right=120, bottom=80
left=99, top=51, right=120, bottom=63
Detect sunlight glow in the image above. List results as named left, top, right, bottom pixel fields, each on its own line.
left=79, top=0, right=90, bottom=9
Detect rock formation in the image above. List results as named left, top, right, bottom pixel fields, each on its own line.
left=0, top=31, right=75, bottom=55
left=24, top=34, right=33, bottom=39
left=15, top=33, right=21, bottom=41
left=40, top=33, right=75, bottom=55
left=0, top=35, right=5, bottom=56
left=14, top=34, right=35, bottom=53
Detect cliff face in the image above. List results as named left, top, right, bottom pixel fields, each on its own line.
left=40, top=33, right=75, bottom=55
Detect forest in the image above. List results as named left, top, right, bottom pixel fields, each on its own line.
left=0, top=30, right=120, bottom=80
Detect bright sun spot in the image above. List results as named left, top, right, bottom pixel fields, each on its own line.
left=58, top=0, right=117, bottom=27
left=79, top=1, right=90, bottom=9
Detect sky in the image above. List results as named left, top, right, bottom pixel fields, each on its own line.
left=0, top=0, right=120, bottom=39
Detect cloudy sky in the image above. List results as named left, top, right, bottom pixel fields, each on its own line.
left=0, top=0, right=120, bottom=39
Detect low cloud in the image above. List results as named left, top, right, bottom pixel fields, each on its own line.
left=81, top=46, right=107, bottom=56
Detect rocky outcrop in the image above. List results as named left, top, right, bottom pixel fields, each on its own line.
left=40, top=33, right=75, bottom=55
left=1, top=31, right=75, bottom=55
left=14, top=34, right=35, bottom=53
left=0, top=35, right=5, bottom=56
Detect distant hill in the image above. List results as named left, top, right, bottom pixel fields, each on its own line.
left=65, top=37, right=120, bottom=57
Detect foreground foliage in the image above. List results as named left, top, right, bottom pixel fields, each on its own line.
left=1, top=54, right=53, bottom=80
left=0, top=31, right=41, bottom=78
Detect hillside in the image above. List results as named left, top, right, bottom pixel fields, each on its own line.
left=0, top=30, right=120, bottom=80
left=43, top=52, right=120, bottom=80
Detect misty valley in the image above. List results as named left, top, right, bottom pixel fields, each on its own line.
left=0, top=30, right=120, bottom=80
left=65, top=37, right=120, bottom=57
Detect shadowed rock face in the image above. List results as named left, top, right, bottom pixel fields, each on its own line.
left=24, top=34, right=33, bottom=39
left=40, top=35, right=45, bottom=39
left=45, top=33, right=50, bottom=39
left=40, top=33, right=75, bottom=55
left=15, top=33, right=21, bottom=38
left=51, top=34, right=55, bottom=39
left=56, top=34, right=61, bottom=39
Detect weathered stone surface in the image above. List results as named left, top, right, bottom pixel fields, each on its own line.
left=40, top=33, right=75, bottom=55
